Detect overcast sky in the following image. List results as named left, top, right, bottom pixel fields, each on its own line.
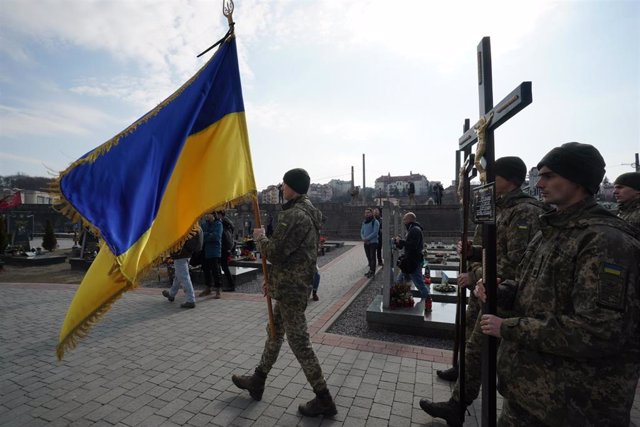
left=1, top=0, right=638, bottom=190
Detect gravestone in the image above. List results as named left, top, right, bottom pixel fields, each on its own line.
left=12, top=226, right=31, bottom=251
left=69, top=229, right=100, bottom=271
left=7, top=213, right=33, bottom=251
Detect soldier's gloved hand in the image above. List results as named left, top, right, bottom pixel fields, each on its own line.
left=480, top=314, right=503, bottom=338
left=253, top=227, right=265, bottom=240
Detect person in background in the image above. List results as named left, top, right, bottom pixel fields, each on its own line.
left=393, top=212, right=432, bottom=313
left=310, top=265, right=320, bottom=301
left=360, top=208, right=380, bottom=278
left=373, top=207, right=383, bottom=267
left=162, top=224, right=203, bottom=309
left=199, top=212, right=223, bottom=299
left=218, top=210, right=236, bottom=292
left=613, top=172, right=640, bottom=230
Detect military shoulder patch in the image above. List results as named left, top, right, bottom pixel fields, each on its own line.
left=597, top=262, right=627, bottom=312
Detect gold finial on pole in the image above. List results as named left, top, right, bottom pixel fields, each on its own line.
left=196, top=0, right=235, bottom=57
left=223, top=0, right=234, bottom=30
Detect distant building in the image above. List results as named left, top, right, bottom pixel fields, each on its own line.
left=527, top=167, right=541, bottom=199
left=1, top=188, right=53, bottom=204
left=374, top=172, right=430, bottom=196
left=308, top=183, right=333, bottom=203
left=261, top=185, right=279, bottom=204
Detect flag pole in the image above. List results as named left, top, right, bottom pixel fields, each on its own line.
left=251, top=196, right=277, bottom=338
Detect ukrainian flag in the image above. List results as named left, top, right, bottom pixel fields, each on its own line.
left=55, top=37, right=256, bottom=359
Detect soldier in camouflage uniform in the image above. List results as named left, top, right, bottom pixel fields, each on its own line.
left=613, top=171, right=640, bottom=230
left=478, top=143, right=640, bottom=426
left=423, top=157, right=545, bottom=426
left=231, top=168, right=337, bottom=418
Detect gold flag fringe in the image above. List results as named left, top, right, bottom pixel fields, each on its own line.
left=56, top=269, right=132, bottom=361
left=55, top=191, right=257, bottom=360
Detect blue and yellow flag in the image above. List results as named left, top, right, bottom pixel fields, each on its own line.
left=55, top=37, right=256, bottom=359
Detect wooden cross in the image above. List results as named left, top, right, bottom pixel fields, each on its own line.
left=457, top=37, right=532, bottom=427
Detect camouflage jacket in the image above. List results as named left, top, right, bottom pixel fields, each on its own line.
left=467, top=189, right=545, bottom=286
left=257, top=195, right=322, bottom=306
left=496, top=197, right=640, bottom=426
left=618, top=196, right=640, bottom=231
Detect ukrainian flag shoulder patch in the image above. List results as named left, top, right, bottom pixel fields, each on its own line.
left=603, top=262, right=623, bottom=276
left=598, top=261, right=626, bottom=312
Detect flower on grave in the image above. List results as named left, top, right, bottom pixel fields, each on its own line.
left=389, top=282, right=415, bottom=309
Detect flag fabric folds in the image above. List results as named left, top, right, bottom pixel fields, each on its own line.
left=0, top=191, right=22, bottom=210
left=55, top=37, right=257, bottom=359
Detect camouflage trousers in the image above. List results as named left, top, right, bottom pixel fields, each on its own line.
left=498, top=399, right=542, bottom=427
left=257, top=299, right=327, bottom=393
left=452, top=294, right=483, bottom=405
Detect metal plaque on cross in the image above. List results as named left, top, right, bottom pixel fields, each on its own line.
left=472, top=183, right=496, bottom=224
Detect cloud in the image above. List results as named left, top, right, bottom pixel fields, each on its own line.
left=0, top=102, right=115, bottom=137
left=0, top=151, right=43, bottom=165
left=244, top=0, right=558, bottom=71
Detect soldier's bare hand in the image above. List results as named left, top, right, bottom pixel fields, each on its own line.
left=253, top=227, right=265, bottom=240
left=480, top=314, right=503, bottom=338
left=474, top=279, right=487, bottom=303
left=457, top=273, right=469, bottom=288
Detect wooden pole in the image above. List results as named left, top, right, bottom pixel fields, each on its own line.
left=251, top=195, right=276, bottom=338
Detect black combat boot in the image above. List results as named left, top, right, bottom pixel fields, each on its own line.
left=419, top=398, right=463, bottom=426
left=436, top=366, right=459, bottom=382
left=231, top=369, right=266, bottom=401
left=298, top=389, right=338, bottom=417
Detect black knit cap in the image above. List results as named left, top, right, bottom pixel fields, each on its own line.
left=614, top=172, right=640, bottom=191
left=537, top=142, right=605, bottom=194
left=283, top=168, right=310, bottom=195
left=495, top=156, right=527, bottom=186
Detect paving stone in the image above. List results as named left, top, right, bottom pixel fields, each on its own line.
left=120, top=405, right=157, bottom=426
left=369, top=402, right=392, bottom=420
left=1, top=244, right=638, bottom=427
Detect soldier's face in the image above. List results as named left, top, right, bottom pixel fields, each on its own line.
left=282, top=183, right=296, bottom=201
left=536, top=166, right=584, bottom=209
left=613, top=184, right=640, bottom=204
left=495, top=176, right=515, bottom=197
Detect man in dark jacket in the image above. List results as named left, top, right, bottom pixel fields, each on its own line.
left=162, top=224, right=203, bottom=309
left=231, top=168, right=337, bottom=418
left=199, top=212, right=223, bottom=299
left=393, top=212, right=431, bottom=312
left=218, top=210, right=236, bottom=291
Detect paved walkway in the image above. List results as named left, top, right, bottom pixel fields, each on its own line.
left=1, top=243, right=638, bottom=426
